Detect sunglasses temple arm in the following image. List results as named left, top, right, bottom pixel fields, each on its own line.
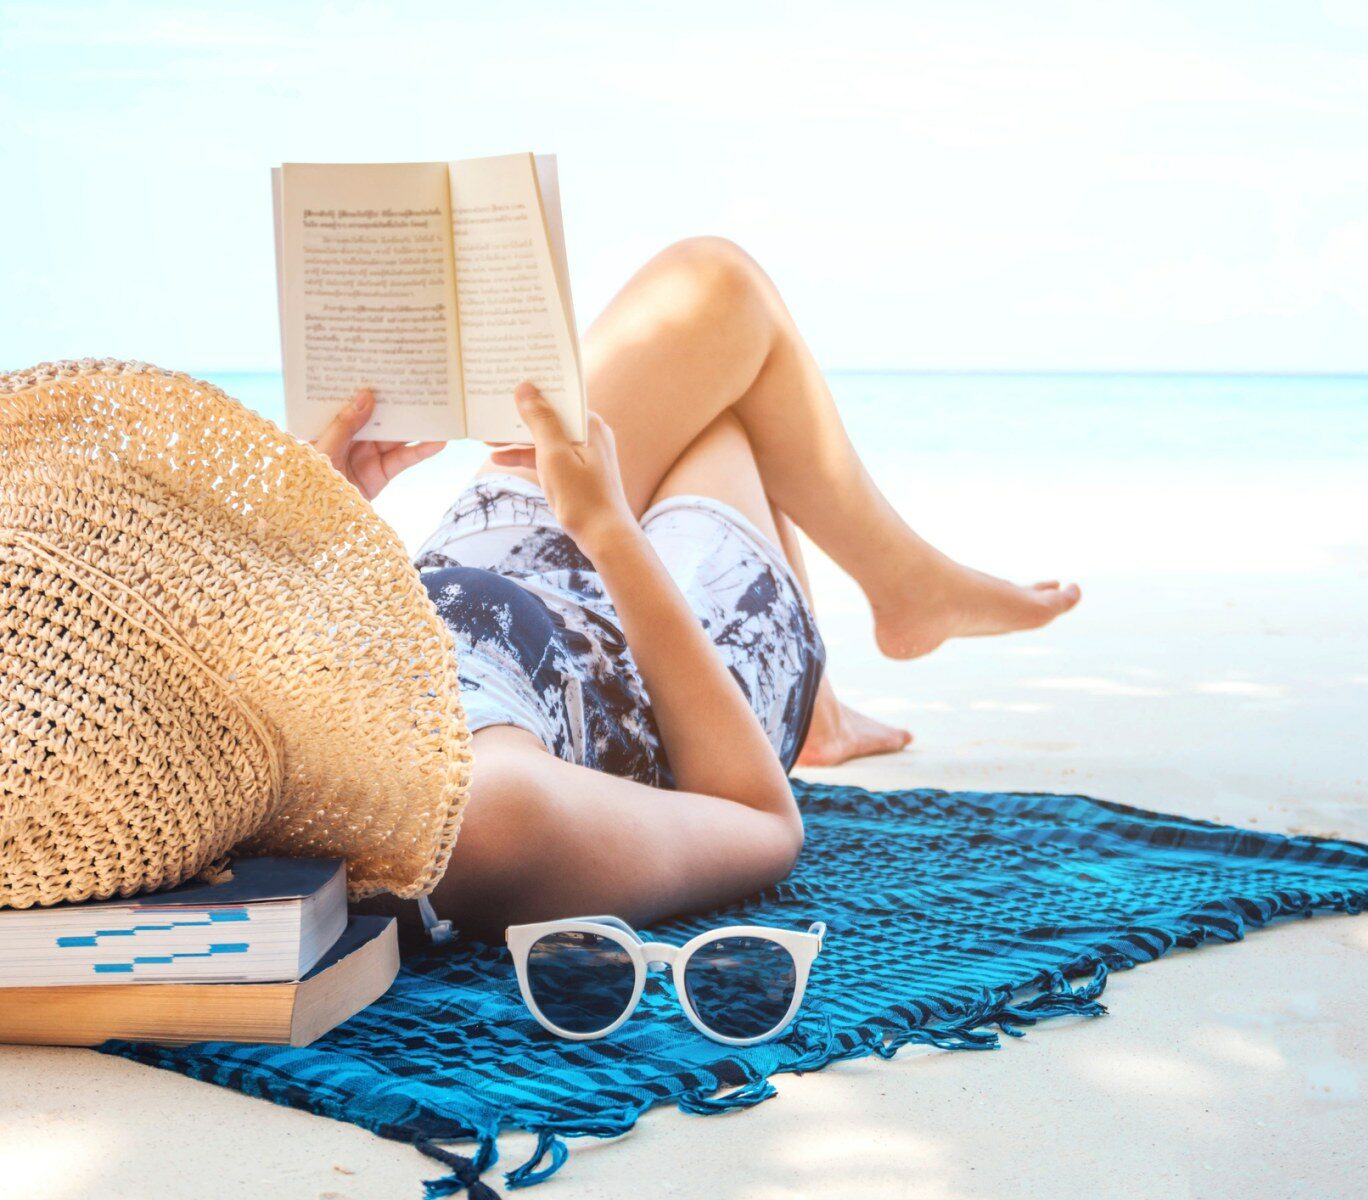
left=575, top=915, right=646, bottom=943
left=807, top=921, right=827, bottom=949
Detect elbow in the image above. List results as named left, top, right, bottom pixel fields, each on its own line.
left=753, top=768, right=804, bottom=877
left=782, top=811, right=806, bottom=874
left=762, top=806, right=805, bottom=887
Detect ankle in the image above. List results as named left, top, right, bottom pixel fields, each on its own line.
left=866, top=556, right=954, bottom=620
left=859, top=531, right=961, bottom=612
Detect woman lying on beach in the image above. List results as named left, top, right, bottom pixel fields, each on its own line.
left=331, top=238, right=1080, bottom=937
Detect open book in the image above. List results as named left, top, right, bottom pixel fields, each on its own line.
left=272, top=154, right=586, bottom=444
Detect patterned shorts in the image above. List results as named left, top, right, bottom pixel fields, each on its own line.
left=414, top=474, right=825, bottom=787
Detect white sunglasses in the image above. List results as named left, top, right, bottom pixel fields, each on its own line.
left=505, top=915, right=826, bottom=1046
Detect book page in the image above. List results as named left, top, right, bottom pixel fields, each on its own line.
left=448, top=153, right=586, bottom=443
left=534, top=154, right=585, bottom=389
left=277, top=162, right=464, bottom=442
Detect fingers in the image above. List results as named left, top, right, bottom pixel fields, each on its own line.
left=513, top=382, right=569, bottom=450
left=586, top=410, right=614, bottom=450
left=487, top=446, right=536, bottom=470
left=378, top=440, right=446, bottom=480
left=314, top=388, right=374, bottom=463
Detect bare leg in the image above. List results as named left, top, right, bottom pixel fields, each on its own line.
left=645, top=412, right=913, bottom=766
left=482, top=237, right=1079, bottom=659
left=768, top=510, right=913, bottom=765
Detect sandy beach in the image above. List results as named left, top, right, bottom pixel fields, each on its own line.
left=3, top=377, right=1365, bottom=1199
left=5, top=0, right=1367, bottom=1191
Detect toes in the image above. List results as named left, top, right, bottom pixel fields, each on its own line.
left=1017, top=581, right=1081, bottom=628
left=857, top=733, right=911, bottom=759
left=865, top=721, right=913, bottom=756
left=1045, top=582, right=1081, bottom=612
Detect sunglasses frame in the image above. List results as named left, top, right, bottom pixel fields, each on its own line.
left=506, top=915, right=826, bottom=1046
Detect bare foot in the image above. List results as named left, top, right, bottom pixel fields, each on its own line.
left=797, top=699, right=913, bottom=767
left=872, top=559, right=1081, bottom=660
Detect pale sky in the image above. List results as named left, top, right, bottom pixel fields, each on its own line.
left=2, top=1, right=1366, bottom=373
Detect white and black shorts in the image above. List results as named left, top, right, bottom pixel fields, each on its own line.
left=415, top=474, right=825, bottom=787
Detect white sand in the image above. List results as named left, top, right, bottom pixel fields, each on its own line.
left=4, top=457, right=1366, bottom=1198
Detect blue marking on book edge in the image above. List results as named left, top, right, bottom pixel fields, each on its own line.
left=57, top=912, right=251, bottom=950
left=88, top=942, right=251, bottom=973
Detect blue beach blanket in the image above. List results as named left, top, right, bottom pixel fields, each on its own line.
left=104, top=783, right=1368, bottom=1197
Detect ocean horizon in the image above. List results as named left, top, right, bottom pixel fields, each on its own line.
left=202, top=367, right=1368, bottom=465
left=193, top=368, right=1367, bottom=579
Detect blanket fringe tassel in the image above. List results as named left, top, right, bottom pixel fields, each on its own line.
left=678, top=1069, right=779, bottom=1114
left=415, top=966, right=1108, bottom=1197
left=419, top=1133, right=500, bottom=1200
left=416, top=886, right=1368, bottom=1197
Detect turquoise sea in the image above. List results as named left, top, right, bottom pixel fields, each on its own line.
left=200, top=370, right=1368, bottom=573
left=206, top=369, right=1368, bottom=467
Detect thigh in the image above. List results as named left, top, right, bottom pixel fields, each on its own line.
left=645, top=410, right=783, bottom=546
left=473, top=404, right=779, bottom=534
left=477, top=239, right=776, bottom=515
left=579, top=241, right=774, bottom=515
left=643, top=414, right=825, bottom=769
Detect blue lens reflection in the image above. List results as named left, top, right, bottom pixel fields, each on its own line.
left=526, top=931, right=636, bottom=1034
left=683, top=937, right=797, bottom=1040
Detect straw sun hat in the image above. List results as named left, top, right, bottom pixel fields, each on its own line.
left=0, top=360, right=472, bottom=909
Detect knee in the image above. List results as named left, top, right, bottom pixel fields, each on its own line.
left=652, top=236, right=770, bottom=319
left=664, top=235, right=760, bottom=275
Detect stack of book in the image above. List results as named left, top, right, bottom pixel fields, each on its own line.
left=0, top=859, right=398, bottom=1046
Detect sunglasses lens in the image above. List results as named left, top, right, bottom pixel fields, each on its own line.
left=683, top=937, right=798, bottom=1040
left=526, top=931, right=636, bottom=1034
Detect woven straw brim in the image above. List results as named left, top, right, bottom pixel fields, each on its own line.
left=0, top=360, right=471, bottom=906
left=1, top=532, right=285, bottom=907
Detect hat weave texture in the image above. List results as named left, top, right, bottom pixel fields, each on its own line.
left=0, top=360, right=471, bottom=908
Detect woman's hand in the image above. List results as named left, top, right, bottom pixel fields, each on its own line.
left=313, top=388, right=445, bottom=501
left=488, top=383, right=637, bottom=556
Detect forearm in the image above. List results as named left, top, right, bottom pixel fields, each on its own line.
left=494, top=384, right=794, bottom=817
left=586, top=526, right=793, bottom=813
